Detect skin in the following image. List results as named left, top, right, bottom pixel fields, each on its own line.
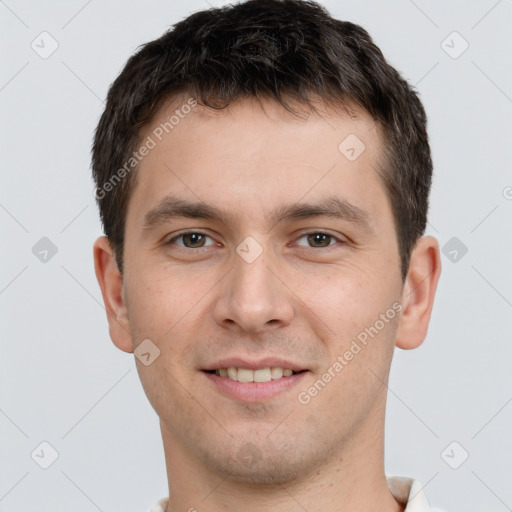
left=94, top=94, right=441, bottom=512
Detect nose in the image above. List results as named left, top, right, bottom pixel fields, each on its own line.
left=213, top=249, right=295, bottom=335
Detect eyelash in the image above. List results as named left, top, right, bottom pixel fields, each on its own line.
left=165, top=230, right=345, bottom=250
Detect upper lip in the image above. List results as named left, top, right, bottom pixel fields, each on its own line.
left=202, top=357, right=307, bottom=372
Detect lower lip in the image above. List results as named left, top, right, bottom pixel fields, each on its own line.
left=202, top=371, right=308, bottom=402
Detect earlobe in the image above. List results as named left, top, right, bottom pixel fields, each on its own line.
left=395, top=236, right=442, bottom=350
left=93, top=236, right=134, bottom=353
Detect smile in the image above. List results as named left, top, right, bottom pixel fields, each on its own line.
left=206, top=367, right=300, bottom=382
left=202, top=367, right=308, bottom=402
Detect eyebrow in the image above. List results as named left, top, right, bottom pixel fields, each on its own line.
left=142, top=194, right=374, bottom=233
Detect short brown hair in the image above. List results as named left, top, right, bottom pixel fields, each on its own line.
left=92, top=0, right=433, bottom=280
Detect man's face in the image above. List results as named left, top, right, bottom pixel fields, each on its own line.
left=120, top=96, right=404, bottom=483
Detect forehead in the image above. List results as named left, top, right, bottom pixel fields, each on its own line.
left=142, top=92, right=382, bottom=158
left=127, top=94, right=390, bottom=231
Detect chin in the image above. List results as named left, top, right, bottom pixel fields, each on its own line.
left=200, top=438, right=323, bottom=487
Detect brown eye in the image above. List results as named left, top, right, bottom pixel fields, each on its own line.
left=182, top=233, right=207, bottom=248
left=295, top=232, right=339, bottom=248
left=167, top=232, right=215, bottom=248
left=307, top=233, right=332, bottom=248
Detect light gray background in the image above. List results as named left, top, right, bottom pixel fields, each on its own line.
left=1, top=1, right=511, bottom=511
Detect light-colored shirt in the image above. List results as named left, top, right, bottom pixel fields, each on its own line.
left=146, top=475, right=445, bottom=511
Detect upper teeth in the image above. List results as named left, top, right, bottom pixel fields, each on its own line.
left=215, top=367, right=295, bottom=382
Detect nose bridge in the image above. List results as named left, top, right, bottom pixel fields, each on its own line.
left=213, top=244, right=294, bottom=333
left=234, top=252, right=276, bottom=304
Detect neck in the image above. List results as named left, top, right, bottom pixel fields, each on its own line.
left=160, top=395, right=404, bottom=512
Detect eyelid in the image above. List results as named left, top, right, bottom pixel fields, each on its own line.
left=292, top=229, right=347, bottom=246
left=164, top=229, right=347, bottom=249
left=165, top=229, right=218, bottom=247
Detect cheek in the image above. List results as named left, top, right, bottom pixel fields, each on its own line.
left=124, top=263, right=194, bottom=342
left=124, top=267, right=209, bottom=390
left=291, top=262, right=399, bottom=341
left=124, top=279, right=162, bottom=340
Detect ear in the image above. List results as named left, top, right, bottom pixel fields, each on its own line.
left=395, top=236, right=441, bottom=350
left=93, top=236, right=134, bottom=353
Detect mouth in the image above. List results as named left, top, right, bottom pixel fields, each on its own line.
left=201, top=360, right=309, bottom=402
left=203, top=367, right=304, bottom=383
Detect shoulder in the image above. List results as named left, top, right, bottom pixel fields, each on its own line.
left=386, top=475, right=448, bottom=512
left=145, top=497, right=168, bottom=512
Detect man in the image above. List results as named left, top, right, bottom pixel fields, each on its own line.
left=91, top=0, right=443, bottom=510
